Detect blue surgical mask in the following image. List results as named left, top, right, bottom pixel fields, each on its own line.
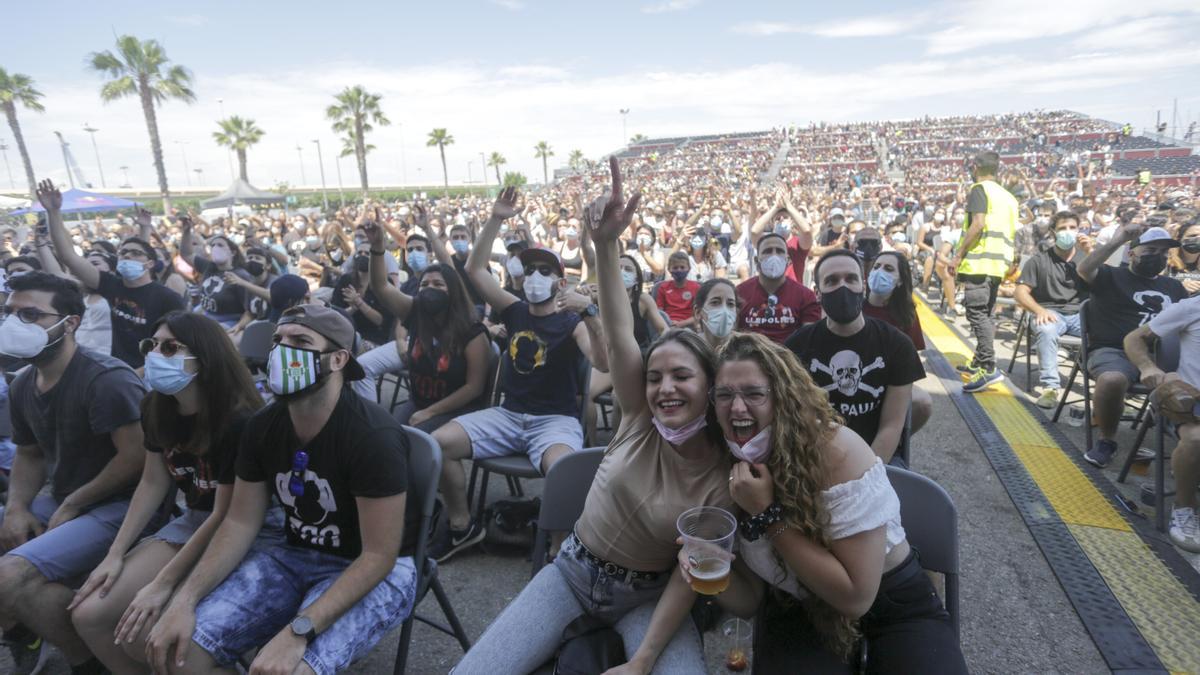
left=451, top=240, right=470, bottom=255
left=144, top=352, right=197, bottom=395
left=407, top=250, right=428, bottom=272
left=1055, top=230, right=1077, bottom=250
left=868, top=268, right=897, bottom=295
left=117, top=259, right=146, bottom=281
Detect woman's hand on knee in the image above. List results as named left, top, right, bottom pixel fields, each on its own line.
left=68, top=553, right=124, bottom=611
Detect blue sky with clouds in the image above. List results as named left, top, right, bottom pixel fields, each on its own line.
left=3, top=0, right=1198, bottom=192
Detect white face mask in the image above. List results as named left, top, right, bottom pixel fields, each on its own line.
left=0, top=315, right=67, bottom=359
left=506, top=256, right=525, bottom=279
left=703, top=306, right=736, bottom=338
left=523, top=271, right=556, bottom=304
left=760, top=254, right=788, bottom=279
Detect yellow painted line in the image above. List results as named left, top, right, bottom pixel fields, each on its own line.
left=916, top=297, right=1200, bottom=672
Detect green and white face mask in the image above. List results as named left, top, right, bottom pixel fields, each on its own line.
left=268, top=343, right=325, bottom=396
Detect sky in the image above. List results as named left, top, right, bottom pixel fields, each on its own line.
left=2, top=0, right=1199, bottom=194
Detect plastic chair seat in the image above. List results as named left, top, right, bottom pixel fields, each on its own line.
left=475, top=455, right=541, bottom=478
left=1059, top=335, right=1082, bottom=348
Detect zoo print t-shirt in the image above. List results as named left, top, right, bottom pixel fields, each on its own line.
left=192, top=256, right=251, bottom=316
left=1084, top=265, right=1187, bottom=352
left=785, top=317, right=925, bottom=447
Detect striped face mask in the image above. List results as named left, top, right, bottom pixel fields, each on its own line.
left=267, top=343, right=325, bottom=396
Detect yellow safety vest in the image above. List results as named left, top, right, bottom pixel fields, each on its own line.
left=957, top=179, right=1017, bottom=278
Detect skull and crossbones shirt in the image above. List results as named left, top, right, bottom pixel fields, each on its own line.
left=785, top=317, right=925, bottom=446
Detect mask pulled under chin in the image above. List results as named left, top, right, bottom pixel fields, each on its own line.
left=652, top=413, right=708, bottom=446
left=727, top=425, right=772, bottom=464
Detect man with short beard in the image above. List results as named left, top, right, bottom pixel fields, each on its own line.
left=0, top=271, right=147, bottom=675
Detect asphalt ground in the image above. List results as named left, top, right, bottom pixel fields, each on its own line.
left=15, top=292, right=1200, bottom=673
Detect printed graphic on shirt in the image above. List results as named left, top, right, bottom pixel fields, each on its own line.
left=248, top=294, right=270, bottom=320
left=1132, top=290, right=1172, bottom=325
left=508, top=330, right=548, bottom=374
left=199, top=275, right=226, bottom=313
left=275, top=468, right=341, bottom=548
left=111, top=297, right=148, bottom=325
left=809, top=350, right=887, bottom=417
left=742, top=295, right=796, bottom=332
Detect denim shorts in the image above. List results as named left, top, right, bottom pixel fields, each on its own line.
left=455, top=407, right=584, bottom=473
left=148, top=505, right=288, bottom=548
left=0, top=494, right=132, bottom=583
left=192, top=544, right=417, bottom=675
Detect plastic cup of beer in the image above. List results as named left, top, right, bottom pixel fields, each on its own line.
left=722, top=617, right=752, bottom=672
left=677, top=506, right=736, bottom=595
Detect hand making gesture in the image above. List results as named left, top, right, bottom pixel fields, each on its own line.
left=589, top=156, right=641, bottom=243
left=36, top=179, right=62, bottom=213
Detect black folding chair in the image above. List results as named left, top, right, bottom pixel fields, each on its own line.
left=529, top=447, right=605, bottom=578
left=238, top=320, right=276, bottom=372
left=394, top=426, right=471, bottom=674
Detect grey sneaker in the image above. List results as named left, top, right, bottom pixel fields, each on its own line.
left=1083, top=439, right=1118, bottom=468
left=963, top=368, right=1003, bottom=393
left=1035, top=388, right=1060, bottom=409
left=1, top=632, right=47, bottom=675
left=1169, top=508, right=1200, bottom=553
left=434, top=518, right=486, bottom=563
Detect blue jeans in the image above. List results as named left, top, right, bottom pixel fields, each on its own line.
left=192, top=543, right=416, bottom=675
left=1034, top=310, right=1082, bottom=389
left=453, top=533, right=704, bottom=674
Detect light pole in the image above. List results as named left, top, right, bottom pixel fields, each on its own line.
left=398, top=122, right=407, bottom=185
left=334, top=154, right=345, bottom=207
left=175, top=141, right=191, bottom=186
left=83, top=123, right=106, bottom=188
left=193, top=167, right=204, bottom=185
left=312, top=139, right=330, bottom=211
left=119, top=165, right=131, bottom=188
left=0, top=140, right=13, bottom=189
left=54, top=132, right=75, bottom=189
left=467, top=161, right=474, bottom=185
left=296, top=145, right=307, bottom=185
left=619, top=108, right=630, bottom=145
left=480, top=152, right=487, bottom=188
left=218, top=98, right=234, bottom=181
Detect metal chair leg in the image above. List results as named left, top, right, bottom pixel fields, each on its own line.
left=431, top=576, right=472, bottom=651
left=1083, top=364, right=1093, bottom=453
left=1052, top=360, right=1079, bottom=422
left=1156, top=417, right=1167, bottom=533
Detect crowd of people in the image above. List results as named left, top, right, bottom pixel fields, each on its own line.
left=0, top=107, right=1197, bottom=674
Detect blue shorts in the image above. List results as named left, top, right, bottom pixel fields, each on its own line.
left=0, top=494, right=131, bottom=583
left=454, top=407, right=584, bottom=472
left=192, top=544, right=417, bottom=675
left=149, top=505, right=288, bottom=548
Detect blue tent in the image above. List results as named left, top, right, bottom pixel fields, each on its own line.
left=8, top=188, right=141, bottom=215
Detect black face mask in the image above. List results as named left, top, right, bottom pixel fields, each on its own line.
left=820, top=286, right=864, bottom=324
left=856, top=239, right=881, bottom=261
left=1132, top=252, right=1166, bottom=278
left=354, top=255, right=369, bottom=273
left=245, top=261, right=265, bottom=277
left=417, top=287, right=450, bottom=315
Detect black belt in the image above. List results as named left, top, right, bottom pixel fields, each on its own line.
left=570, top=533, right=668, bottom=583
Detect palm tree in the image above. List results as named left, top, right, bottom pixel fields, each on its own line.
left=0, top=68, right=43, bottom=200
left=89, top=35, right=196, bottom=212
left=426, top=128, right=454, bottom=195
left=212, top=116, right=264, bottom=182
left=339, top=129, right=375, bottom=160
left=568, top=149, right=585, bottom=173
left=502, top=171, right=528, bottom=188
left=629, top=133, right=648, bottom=144
left=534, top=141, right=554, bottom=185
left=326, top=86, right=389, bottom=197
left=487, top=151, right=506, bottom=186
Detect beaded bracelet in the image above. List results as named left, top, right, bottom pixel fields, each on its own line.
left=739, top=502, right=783, bottom=541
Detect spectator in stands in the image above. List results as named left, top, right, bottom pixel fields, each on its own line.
left=224, top=246, right=276, bottom=342
left=786, top=250, right=925, bottom=464
left=629, top=223, right=665, bottom=280
left=1075, top=226, right=1187, bottom=467
left=179, top=219, right=256, bottom=329
left=1124, top=293, right=1200, bottom=552
left=736, top=233, right=821, bottom=343
left=954, top=152, right=1019, bottom=393
left=3, top=256, right=40, bottom=278
left=0, top=272, right=147, bottom=674
left=401, top=233, right=432, bottom=295
left=655, top=251, right=700, bottom=328
left=1015, top=211, right=1088, bottom=408
left=432, top=188, right=608, bottom=561
left=456, top=159, right=725, bottom=675
left=864, top=250, right=932, bottom=432
left=681, top=332, right=966, bottom=672
left=933, top=209, right=964, bottom=315
left=145, top=305, right=419, bottom=675
left=356, top=216, right=491, bottom=432
left=330, top=241, right=396, bottom=350
left=1168, top=220, right=1200, bottom=296
left=694, top=278, right=738, bottom=350
left=681, top=231, right=727, bottom=283
left=750, top=189, right=814, bottom=283
left=68, top=312, right=273, bottom=673
left=39, top=181, right=186, bottom=369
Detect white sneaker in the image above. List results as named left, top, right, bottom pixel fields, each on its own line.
left=1169, top=508, right=1200, bottom=554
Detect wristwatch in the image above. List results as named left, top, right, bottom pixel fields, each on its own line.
left=290, top=615, right=316, bottom=644
left=580, top=303, right=599, bottom=318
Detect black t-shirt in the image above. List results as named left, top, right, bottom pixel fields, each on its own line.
left=405, top=319, right=488, bottom=410
left=453, top=255, right=485, bottom=307
left=499, top=301, right=583, bottom=417
left=1084, top=265, right=1187, bottom=351
left=330, top=273, right=395, bottom=345
left=147, top=412, right=249, bottom=512
left=1017, top=249, right=1087, bottom=312
left=192, top=256, right=252, bottom=317
left=96, top=272, right=187, bottom=368
left=785, top=318, right=925, bottom=447
left=965, top=184, right=987, bottom=219
left=243, top=273, right=277, bottom=321
left=10, top=348, right=146, bottom=502
left=235, top=387, right=416, bottom=559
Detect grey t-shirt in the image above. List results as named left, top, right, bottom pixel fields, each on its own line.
left=10, top=347, right=146, bottom=502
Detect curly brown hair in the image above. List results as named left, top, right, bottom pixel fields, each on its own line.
left=716, top=332, right=860, bottom=658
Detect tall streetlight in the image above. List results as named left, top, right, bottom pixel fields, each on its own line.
left=619, top=108, right=630, bottom=145
left=54, top=132, right=76, bottom=189
left=0, top=140, right=13, bottom=189
left=218, top=98, right=234, bottom=180
left=82, top=123, right=107, bottom=188
left=312, top=139, right=330, bottom=211
left=175, top=140, right=191, bottom=186
left=480, top=152, right=487, bottom=188
left=334, top=154, right=345, bottom=207
left=296, top=145, right=307, bottom=185
left=119, top=165, right=132, bottom=188
left=193, top=167, right=205, bottom=185
left=467, top=161, right=474, bottom=184
left=398, top=122, right=407, bottom=185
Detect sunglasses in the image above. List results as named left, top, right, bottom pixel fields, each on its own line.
left=139, top=337, right=191, bottom=358
left=1, top=306, right=67, bottom=324
left=288, top=450, right=309, bottom=497
left=524, top=264, right=557, bottom=277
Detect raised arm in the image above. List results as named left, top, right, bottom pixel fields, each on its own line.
left=38, top=180, right=101, bottom=290
left=467, top=188, right=523, bottom=314
left=362, top=214, right=414, bottom=321
left=783, top=195, right=814, bottom=250
left=589, top=157, right=646, bottom=419
left=178, top=213, right=197, bottom=267
left=135, top=206, right=153, bottom=242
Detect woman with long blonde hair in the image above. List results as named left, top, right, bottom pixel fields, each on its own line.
left=679, top=332, right=966, bottom=672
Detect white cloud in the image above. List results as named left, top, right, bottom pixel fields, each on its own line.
left=488, top=0, right=525, bottom=10
left=733, top=16, right=919, bottom=38
left=641, top=0, right=699, bottom=15
left=496, top=65, right=567, bottom=79
left=165, top=14, right=208, bottom=27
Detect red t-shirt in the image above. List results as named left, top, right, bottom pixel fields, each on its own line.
left=862, top=301, right=926, bottom=350
left=785, top=235, right=810, bottom=283
left=656, top=279, right=701, bottom=324
left=736, top=277, right=822, bottom=343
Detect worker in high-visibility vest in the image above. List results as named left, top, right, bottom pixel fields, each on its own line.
left=951, top=151, right=1017, bottom=393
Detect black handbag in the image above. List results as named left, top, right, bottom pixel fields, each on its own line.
left=554, top=615, right=626, bottom=675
